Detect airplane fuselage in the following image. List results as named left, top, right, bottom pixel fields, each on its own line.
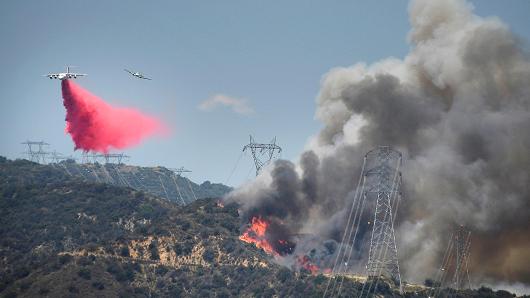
left=45, top=67, right=86, bottom=80
left=48, top=73, right=78, bottom=80
left=124, top=68, right=151, bottom=80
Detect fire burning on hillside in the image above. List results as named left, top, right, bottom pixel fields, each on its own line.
left=296, top=255, right=320, bottom=275
left=239, top=216, right=278, bottom=256
left=239, top=216, right=295, bottom=257
left=239, top=216, right=334, bottom=275
left=227, top=0, right=530, bottom=287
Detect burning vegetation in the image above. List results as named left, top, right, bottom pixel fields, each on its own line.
left=239, top=216, right=295, bottom=257
left=296, top=255, right=320, bottom=275
left=226, top=0, right=530, bottom=288
left=239, top=216, right=334, bottom=275
left=239, top=216, right=277, bottom=256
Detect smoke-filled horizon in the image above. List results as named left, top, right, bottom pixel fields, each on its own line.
left=226, top=0, right=530, bottom=288
left=62, top=80, right=166, bottom=153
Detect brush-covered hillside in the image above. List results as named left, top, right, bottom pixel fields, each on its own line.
left=52, top=160, right=231, bottom=205
left=0, top=157, right=522, bottom=297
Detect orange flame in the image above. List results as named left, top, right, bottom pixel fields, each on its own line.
left=297, top=255, right=320, bottom=275
left=239, top=216, right=279, bottom=256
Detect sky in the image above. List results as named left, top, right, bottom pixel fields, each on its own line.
left=0, top=1, right=529, bottom=187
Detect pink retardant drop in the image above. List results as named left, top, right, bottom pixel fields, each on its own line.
left=61, top=80, right=166, bottom=153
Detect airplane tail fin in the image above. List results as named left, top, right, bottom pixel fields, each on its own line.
left=66, top=65, right=78, bottom=74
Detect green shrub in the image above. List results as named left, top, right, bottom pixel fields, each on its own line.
left=149, top=240, right=160, bottom=260
left=120, top=246, right=130, bottom=257
left=78, top=268, right=91, bottom=280
left=92, top=281, right=105, bottom=290
left=277, top=268, right=292, bottom=283
left=202, top=249, right=215, bottom=262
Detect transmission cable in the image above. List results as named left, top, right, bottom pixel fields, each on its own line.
left=225, top=151, right=243, bottom=186
left=357, top=158, right=401, bottom=298
left=171, top=174, right=186, bottom=205
left=323, top=157, right=367, bottom=298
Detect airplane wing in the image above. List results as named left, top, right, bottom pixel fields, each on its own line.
left=124, top=69, right=134, bottom=75
left=142, top=76, right=152, bottom=80
left=71, top=73, right=87, bottom=76
left=43, top=73, right=59, bottom=78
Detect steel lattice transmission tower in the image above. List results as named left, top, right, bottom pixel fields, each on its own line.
left=50, top=150, right=75, bottom=163
left=82, top=152, right=99, bottom=164
left=449, top=225, right=472, bottom=290
left=95, top=153, right=130, bottom=164
left=21, top=141, right=50, bottom=163
left=81, top=152, right=129, bottom=164
left=364, top=146, right=403, bottom=290
left=242, top=135, right=282, bottom=176
left=430, top=225, right=472, bottom=297
left=170, top=167, right=192, bottom=176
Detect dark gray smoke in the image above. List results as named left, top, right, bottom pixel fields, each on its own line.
left=225, top=0, right=530, bottom=287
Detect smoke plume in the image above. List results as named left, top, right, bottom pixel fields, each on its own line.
left=61, top=80, right=165, bottom=153
left=226, top=0, right=530, bottom=286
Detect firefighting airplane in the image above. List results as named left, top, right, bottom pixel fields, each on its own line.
left=124, top=68, right=152, bottom=80
left=44, top=66, right=87, bottom=80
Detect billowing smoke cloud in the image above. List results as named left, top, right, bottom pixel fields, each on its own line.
left=62, top=80, right=166, bottom=153
left=226, top=0, right=530, bottom=286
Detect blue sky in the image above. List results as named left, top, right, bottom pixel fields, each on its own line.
left=0, top=1, right=529, bottom=186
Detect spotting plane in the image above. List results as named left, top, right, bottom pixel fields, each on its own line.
left=124, top=68, right=152, bottom=80
left=44, top=66, right=87, bottom=80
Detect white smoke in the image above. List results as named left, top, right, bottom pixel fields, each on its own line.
left=227, top=0, right=530, bottom=286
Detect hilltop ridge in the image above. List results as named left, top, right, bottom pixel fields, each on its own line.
left=48, top=159, right=231, bottom=205
left=0, top=157, right=524, bottom=297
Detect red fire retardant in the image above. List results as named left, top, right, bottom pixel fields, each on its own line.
left=61, top=80, right=164, bottom=153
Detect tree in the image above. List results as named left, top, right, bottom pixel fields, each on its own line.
left=277, top=268, right=292, bottom=283
left=149, top=240, right=160, bottom=260
left=78, top=268, right=92, bottom=280
left=202, top=249, right=215, bottom=263
left=120, top=246, right=130, bottom=257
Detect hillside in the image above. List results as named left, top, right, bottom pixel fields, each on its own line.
left=52, top=160, right=231, bottom=205
left=0, top=157, right=522, bottom=297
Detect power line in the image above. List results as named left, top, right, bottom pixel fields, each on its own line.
left=323, top=156, right=367, bottom=298
left=94, top=153, right=130, bottom=164
left=170, top=167, right=192, bottom=176
left=242, top=135, right=282, bottom=176
left=364, top=147, right=402, bottom=289
left=453, top=226, right=472, bottom=290
left=171, top=174, right=186, bottom=205
left=225, top=151, right=243, bottom=185
left=170, top=167, right=196, bottom=204
left=21, top=140, right=50, bottom=163
left=360, top=147, right=403, bottom=296
left=430, top=225, right=472, bottom=298
left=324, top=147, right=404, bottom=298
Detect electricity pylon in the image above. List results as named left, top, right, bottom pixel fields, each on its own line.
left=365, top=146, right=403, bottom=291
left=82, top=152, right=99, bottom=164
left=94, top=153, right=130, bottom=164
left=452, top=226, right=471, bottom=290
left=49, top=150, right=75, bottom=163
left=21, top=140, right=50, bottom=163
left=323, top=146, right=403, bottom=298
left=170, top=167, right=192, bottom=176
left=242, top=135, right=282, bottom=176
left=430, top=225, right=472, bottom=297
